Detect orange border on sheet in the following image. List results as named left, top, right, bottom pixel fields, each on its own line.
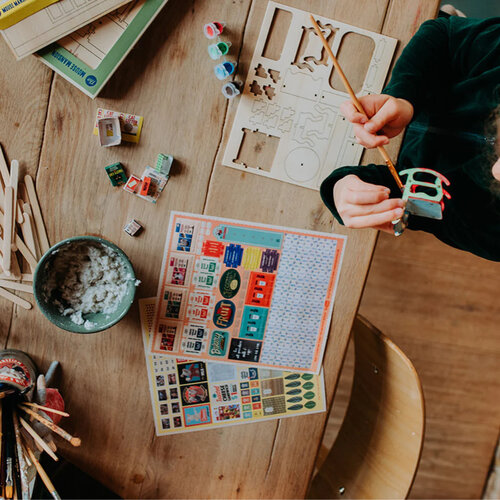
left=151, top=213, right=345, bottom=373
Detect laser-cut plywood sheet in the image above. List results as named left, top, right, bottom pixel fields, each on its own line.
left=223, top=2, right=398, bottom=190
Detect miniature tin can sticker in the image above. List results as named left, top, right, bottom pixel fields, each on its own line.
left=219, top=269, right=241, bottom=298
left=213, top=300, right=236, bottom=328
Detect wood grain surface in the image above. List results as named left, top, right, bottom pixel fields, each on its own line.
left=0, top=0, right=439, bottom=498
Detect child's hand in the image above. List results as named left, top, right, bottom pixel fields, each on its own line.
left=333, top=175, right=405, bottom=233
left=340, top=95, right=414, bottom=149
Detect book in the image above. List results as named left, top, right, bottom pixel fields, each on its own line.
left=37, top=0, right=168, bottom=98
left=1, top=0, right=133, bottom=60
left=0, top=0, right=60, bottom=30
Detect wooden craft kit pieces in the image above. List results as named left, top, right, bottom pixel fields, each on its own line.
left=0, top=146, right=50, bottom=310
left=223, top=2, right=398, bottom=190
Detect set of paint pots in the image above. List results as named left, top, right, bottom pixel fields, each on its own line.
left=203, top=21, right=241, bottom=99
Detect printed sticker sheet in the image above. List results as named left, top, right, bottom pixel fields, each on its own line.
left=150, top=212, right=345, bottom=374
left=141, top=298, right=326, bottom=436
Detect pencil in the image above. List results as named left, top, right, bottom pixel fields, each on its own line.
left=309, top=14, right=404, bottom=191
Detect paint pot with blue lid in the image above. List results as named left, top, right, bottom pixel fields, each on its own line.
left=208, top=41, right=232, bottom=60
left=204, top=21, right=225, bottom=39
left=214, top=61, right=236, bottom=80
left=222, top=82, right=241, bottom=99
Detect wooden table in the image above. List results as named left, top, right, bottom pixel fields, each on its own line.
left=0, top=0, right=439, bottom=497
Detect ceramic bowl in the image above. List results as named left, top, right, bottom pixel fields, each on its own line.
left=33, top=236, right=136, bottom=333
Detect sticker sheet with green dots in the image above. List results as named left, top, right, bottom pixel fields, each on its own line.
left=141, top=298, right=326, bottom=435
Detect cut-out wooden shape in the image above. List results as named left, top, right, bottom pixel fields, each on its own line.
left=264, top=85, right=276, bottom=100
left=223, top=2, right=397, bottom=190
left=249, top=80, right=263, bottom=97
left=255, top=63, right=267, bottom=78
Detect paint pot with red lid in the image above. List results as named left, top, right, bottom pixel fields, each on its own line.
left=0, top=349, right=38, bottom=399
left=203, top=21, right=225, bottom=39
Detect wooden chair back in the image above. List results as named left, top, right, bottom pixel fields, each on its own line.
left=308, top=315, right=425, bottom=499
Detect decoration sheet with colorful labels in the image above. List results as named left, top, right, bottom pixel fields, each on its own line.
left=151, top=212, right=346, bottom=374
left=141, top=298, right=326, bottom=436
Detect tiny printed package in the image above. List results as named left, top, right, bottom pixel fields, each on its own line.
left=97, top=117, right=121, bottom=147
left=124, top=219, right=143, bottom=237
left=124, top=175, right=141, bottom=194
left=105, top=162, right=127, bottom=186
left=156, top=153, right=174, bottom=177
left=136, top=166, right=169, bottom=204
left=93, top=108, right=144, bottom=144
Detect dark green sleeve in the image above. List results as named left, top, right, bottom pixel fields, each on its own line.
left=320, top=164, right=401, bottom=225
left=383, top=18, right=452, bottom=111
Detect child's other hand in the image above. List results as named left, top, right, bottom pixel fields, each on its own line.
left=340, top=95, right=414, bottom=149
left=333, top=175, right=405, bottom=233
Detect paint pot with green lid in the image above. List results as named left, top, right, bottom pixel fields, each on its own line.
left=208, top=41, right=232, bottom=60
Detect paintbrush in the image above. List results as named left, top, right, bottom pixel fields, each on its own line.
left=309, top=14, right=404, bottom=191
left=18, top=406, right=80, bottom=447
left=2, top=402, right=15, bottom=499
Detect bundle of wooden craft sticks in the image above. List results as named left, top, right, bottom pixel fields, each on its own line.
left=0, top=145, right=50, bottom=310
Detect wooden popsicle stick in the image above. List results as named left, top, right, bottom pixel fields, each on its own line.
left=20, top=403, right=68, bottom=418
left=0, top=280, right=32, bottom=294
left=21, top=206, right=37, bottom=264
left=24, top=444, right=61, bottom=500
left=18, top=417, right=58, bottom=461
left=0, top=144, right=10, bottom=188
left=10, top=248, right=22, bottom=280
left=0, top=150, right=23, bottom=224
left=9, top=160, right=23, bottom=226
left=24, top=175, right=49, bottom=255
left=0, top=233, right=21, bottom=280
left=3, top=186, right=13, bottom=274
left=0, top=287, right=31, bottom=310
left=22, top=203, right=40, bottom=260
left=13, top=235, right=37, bottom=271
left=0, top=273, right=31, bottom=282
left=18, top=406, right=80, bottom=446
